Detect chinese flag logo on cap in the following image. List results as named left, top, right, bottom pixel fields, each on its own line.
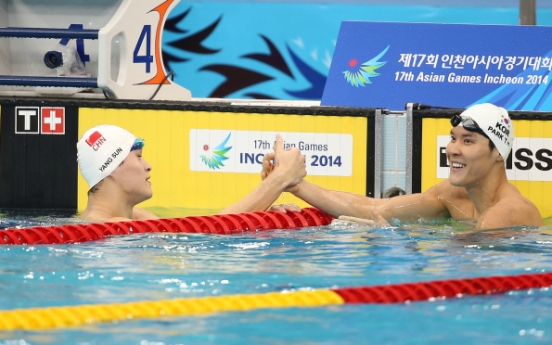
left=85, top=131, right=106, bottom=151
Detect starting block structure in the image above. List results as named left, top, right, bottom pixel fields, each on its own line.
left=0, top=0, right=191, bottom=101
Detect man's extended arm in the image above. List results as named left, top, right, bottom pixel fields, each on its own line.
left=291, top=179, right=450, bottom=222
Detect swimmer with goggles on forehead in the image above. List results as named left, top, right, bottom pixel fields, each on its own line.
left=451, top=114, right=484, bottom=133
left=262, top=103, right=542, bottom=229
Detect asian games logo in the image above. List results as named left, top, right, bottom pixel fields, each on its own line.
left=343, top=45, right=390, bottom=87
left=200, top=132, right=233, bottom=169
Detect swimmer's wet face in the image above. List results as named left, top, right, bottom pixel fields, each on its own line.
left=109, top=142, right=153, bottom=205
left=446, top=125, right=497, bottom=188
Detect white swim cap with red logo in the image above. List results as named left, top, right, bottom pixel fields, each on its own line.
left=77, top=125, right=136, bottom=187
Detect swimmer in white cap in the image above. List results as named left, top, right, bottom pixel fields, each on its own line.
left=77, top=125, right=306, bottom=222
left=262, top=103, right=543, bottom=229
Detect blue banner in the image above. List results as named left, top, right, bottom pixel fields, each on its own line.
left=321, top=22, right=552, bottom=110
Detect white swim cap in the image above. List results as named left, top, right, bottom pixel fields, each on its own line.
left=457, top=103, right=514, bottom=160
left=77, top=125, right=136, bottom=188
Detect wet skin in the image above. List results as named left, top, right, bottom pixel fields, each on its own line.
left=109, top=149, right=153, bottom=206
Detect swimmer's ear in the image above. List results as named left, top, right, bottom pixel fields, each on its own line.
left=493, top=148, right=503, bottom=163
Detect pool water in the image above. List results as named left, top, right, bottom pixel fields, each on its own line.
left=0, top=211, right=551, bottom=344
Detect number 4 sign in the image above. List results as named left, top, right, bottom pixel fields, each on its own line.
left=98, top=0, right=191, bottom=101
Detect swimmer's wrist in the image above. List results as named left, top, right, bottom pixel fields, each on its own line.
left=287, top=180, right=305, bottom=195
left=264, top=170, right=291, bottom=191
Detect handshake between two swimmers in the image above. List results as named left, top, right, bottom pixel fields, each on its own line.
left=77, top=103, right=543, bottom=229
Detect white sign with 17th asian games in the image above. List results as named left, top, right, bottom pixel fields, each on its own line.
left=190, top=130, right=353, bottom=176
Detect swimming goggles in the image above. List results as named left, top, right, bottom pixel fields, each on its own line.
left=131, top=138, right=145, bottom=151
left=450, top=115, right=486, bottom=136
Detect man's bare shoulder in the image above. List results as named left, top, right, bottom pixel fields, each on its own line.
left=424, top=180, right=474, bottom=219
left=478, top=193, right=543, bottom=228
left=132, top=207, right=159, bottom=220
left=78, top=209, right=112, bottom=223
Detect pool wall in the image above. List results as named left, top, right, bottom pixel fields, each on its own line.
left=1, top=98, right=552, bottom=218
left=0, top=99, right=372, bottom=213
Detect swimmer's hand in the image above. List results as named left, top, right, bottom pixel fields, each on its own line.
left=261, top=151, right=275, bottom=180
left=338, top=206, right=390, bottom=228
left=268, top=203, right=302, bottom=213
left=261, top=134, right=306, bottom=193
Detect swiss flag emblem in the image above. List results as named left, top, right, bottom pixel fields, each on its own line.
left=41, top=107, right=65, bottom=134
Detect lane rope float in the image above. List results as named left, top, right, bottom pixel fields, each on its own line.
left=0, top=208, right=334, bottom=245
left=0, top=271, right=550, bottom=330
